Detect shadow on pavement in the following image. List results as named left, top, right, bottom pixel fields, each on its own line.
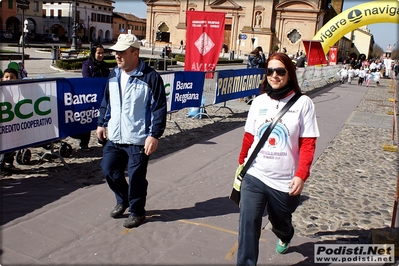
left=0, top=177, right=79, bottom=225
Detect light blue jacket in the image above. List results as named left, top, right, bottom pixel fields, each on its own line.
left=98, top=60, right=167, bottom=145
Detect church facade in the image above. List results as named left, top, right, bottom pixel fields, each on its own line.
left=144, top=0, right=343, bottom=56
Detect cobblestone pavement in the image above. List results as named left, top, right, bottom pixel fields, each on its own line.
left=294, top=77, right=399, bottom=243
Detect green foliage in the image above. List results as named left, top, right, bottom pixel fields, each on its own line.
left=55, top=58, right=85, bottom=70
left=0, top=49, right=15, bottom=53
left=273, top=45, right=279, bottom=51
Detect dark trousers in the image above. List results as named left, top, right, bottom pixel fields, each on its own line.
left=237, top=174, right=300, bottom=266
left=0, top=152, right=15, bottom=170
left=101, top=141, right=149, bottom=217
left=71, top=132, right=91, bottom=147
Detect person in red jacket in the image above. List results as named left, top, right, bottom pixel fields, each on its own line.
left=237, top=53, right=319, bottom=265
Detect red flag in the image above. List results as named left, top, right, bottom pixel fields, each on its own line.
left=185, top=11, right=225, bottom=75
left=328, top=46, right=338, bottom=65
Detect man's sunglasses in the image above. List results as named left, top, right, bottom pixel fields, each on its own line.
left=266, top=67, right=287, bottom=76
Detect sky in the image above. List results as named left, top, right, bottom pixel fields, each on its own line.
left=113, top=0, right=399, bottom=50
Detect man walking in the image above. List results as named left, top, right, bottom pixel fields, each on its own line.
left=96, top=34, right=167, bottom=228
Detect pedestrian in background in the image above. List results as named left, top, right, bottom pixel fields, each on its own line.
left=347, top=65, right=355, bottom=85
left=374, top=68, right=382, bottom=86
left=247, top=47, right=265, bottom=69
left=18, top=62, right=28, bottom=79
left=72, top=44, right=110, bottom=151
left=237, top=53, right=319, bottom=265
left=358, top=67, right=366, bottom=86
left=82, top=44, right=110, bottom=78
left=96, top=34, right=167, bottom=229
left=0, top=68, right=20, bottom=175
left=245, top=46, right=266, bottom=104
left=1, top=67, right=18, bottom=81
left=393, top=61, right=399, bottom=79
left=19, top=34, right=29, bottom=48
left=365, top=70, right=372, bottom=87
left=338, top=66, right=348, bottom=84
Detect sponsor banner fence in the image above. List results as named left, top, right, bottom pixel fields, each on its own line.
left=214, top=68, right=265, bottom=104
left=1, top=65, right=340, bottom=153
left=297, top=65, right=341, bottom=92
left=164, top=71, right=205, bottom=112
left=57, top=78, right=107, bottom=138
left=0, top=79, right=59, bottom=152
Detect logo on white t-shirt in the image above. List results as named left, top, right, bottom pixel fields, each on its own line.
left=258, top=119, right=289, bottom=150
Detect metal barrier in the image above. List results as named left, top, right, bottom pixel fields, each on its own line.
left=1, top=67, right=341, bottom=165
left=176, top=65, right=341, bottom=124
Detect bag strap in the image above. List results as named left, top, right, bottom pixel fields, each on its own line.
left=239, top=93, right=302, bottom=178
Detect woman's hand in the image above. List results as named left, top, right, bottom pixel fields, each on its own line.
left=289, top=176, right=305, bottom=196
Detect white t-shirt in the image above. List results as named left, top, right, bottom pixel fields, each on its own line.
left=120, top=69, right=136, bottom=99
left=358, top=69, right=366, bottom=78
left=340, top=69, right=348, bottom=77
left=373, top=71, right=382, bottom=82
left=244, top=93, right=320, bottom=192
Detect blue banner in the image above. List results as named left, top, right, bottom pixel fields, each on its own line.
left=57, top=78, right=107, bottom=138
left=162, top=71, right=205, bottom=112
left=214, top=68, right=265, bottom=104
left=1, top=72, right=204, bottom=152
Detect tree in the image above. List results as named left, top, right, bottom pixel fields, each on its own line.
left=370, top=44, right=383, bottom=59
left=391, top=48, right=399, bottom=60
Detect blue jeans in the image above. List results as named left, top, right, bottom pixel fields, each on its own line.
left=101, top=141, right=149, bottom=217
left=237, top=174, right=300, bottom=266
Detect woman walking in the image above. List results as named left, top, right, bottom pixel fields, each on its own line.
left=237, top=53, right=319, bottom=265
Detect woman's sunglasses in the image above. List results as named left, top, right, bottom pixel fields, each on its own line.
left=266, top=67, right=287, bottom=76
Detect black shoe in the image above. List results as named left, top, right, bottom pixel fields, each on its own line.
left=110, top=203, right=129, bottom=218
left=79, top=145, right=90, bottom=151
left=123, top=215, right=145, bottom=228
left=0, top=167, right=12, bottom=177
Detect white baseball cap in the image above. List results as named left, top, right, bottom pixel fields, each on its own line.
left=110, top=34, right=140, bottom=51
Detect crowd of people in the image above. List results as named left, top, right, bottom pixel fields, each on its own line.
left=337, top=57, right=399, bottom=86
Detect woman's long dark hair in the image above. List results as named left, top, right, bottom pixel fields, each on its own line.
left=260, top=53, right=302, bottom=95
left=90, top=44, right=105, bottom=62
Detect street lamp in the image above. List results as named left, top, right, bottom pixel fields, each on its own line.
left=70, top=0, right=78, bottom=52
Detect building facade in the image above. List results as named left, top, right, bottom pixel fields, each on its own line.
left=143, top=0, right=344, bottom=56
left=0, top=0, right=17, bottom=35
left=113, top=12, right=146, bottom=41
left=344, top=26, right=373, bottom=60
left=41, top=0, right=114, bottom=43
left=0, top=0, right=114, bottom=43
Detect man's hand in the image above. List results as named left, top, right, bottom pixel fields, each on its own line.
left=289, top=176, right=305, bottom=196
left=144, top=136, right=159, bottom=155
left=96, top=126, right=107, bottom=141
